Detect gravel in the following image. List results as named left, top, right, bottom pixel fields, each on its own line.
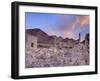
left=25, top=43, right=89, bottom=68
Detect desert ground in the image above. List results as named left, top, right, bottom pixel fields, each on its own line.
left=25, top=43, right=89, bottom=68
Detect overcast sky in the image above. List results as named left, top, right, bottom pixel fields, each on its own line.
left=25, top=12, right=89, bottom=40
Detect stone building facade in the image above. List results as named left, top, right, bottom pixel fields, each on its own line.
left=26, top=33, right=37, bottom=49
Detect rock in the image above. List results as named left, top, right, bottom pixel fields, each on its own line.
left=25, top=43, right=89, bottom=68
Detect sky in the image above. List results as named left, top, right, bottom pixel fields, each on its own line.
left=25, top=12, right=89, bottom=40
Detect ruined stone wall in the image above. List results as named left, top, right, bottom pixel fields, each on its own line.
left=26, top=34, right=37, bottom=49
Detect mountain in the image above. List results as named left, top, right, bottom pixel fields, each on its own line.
left=26, top=28, right=48, bottom=37
left=26, top=28, right=55, bottom=44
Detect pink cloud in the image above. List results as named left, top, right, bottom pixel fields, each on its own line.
left=61, top=31, right=73, bottom=39
left=50, top=31, right=56, bottom=36
left=67, top=16, right=89, bottom=34
left=80, top=16, right=89, bottom=27
left=76, top=16, right=89, bottom=27
left=60, top=16, right=89, bottom=39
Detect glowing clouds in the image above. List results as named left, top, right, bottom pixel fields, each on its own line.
left=80, top=16, right=89, bottom=27
left=76, top=16, right=89, bottom=27
left=57, top=15, right=89, bottom=39
left=50, top=31, right=56, bottom=36
left=61, top=31, right=73, bottom=39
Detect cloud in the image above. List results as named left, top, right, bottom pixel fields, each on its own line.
left=50, top=31, right=56, bottom=36
left=57, top=15, right=89, bottom=29
left=75, top=16, right=89, bottom=27
left=70, top=16, right=89, bottom=30
left=79, top=16, right=89, bottom=27
left=61, top=31, right=73, bottom=39
left=48, top=15, right=89, bottom=39
left=57, top=15, right=89, bottom=39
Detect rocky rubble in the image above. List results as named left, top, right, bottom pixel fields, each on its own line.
left=25, top=43, right=89, bottom=68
